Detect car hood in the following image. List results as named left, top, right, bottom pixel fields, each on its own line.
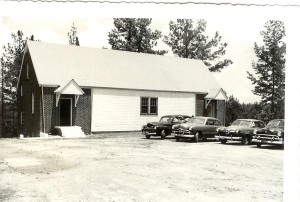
left=218, top=126, right=249, bottom=131
left=176, top=123, right=199, bottom=130
left=146, top=122, right=169, bottom=127
left=256, top=127, right=283, bottom=134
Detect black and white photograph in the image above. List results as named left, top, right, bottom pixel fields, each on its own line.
left=0, top=0, right=299, bottom=201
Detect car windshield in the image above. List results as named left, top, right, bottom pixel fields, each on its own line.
left=186, top=117, right=196, bottom=123
left=239, top=121, right=252, bottom=127
left=231, top=120, right=252, bottom=127
left=195, top=118, right=206, bottom=125
left=267, top=120, right=284, bottom=127
left=160, top=116, right=173, bottom=123
left=231, top=120, right=242, bottom=126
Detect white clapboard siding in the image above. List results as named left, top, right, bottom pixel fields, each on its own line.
left=91, top=88, right=195, bottom=132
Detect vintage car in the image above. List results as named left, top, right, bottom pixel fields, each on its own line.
left=141, top=115, right=190, bottom=139
left=216, top=119, right=265, bottom=145
left=172, top=116, right=222, bottom=143
left=252, top=119, right=284, bottom=148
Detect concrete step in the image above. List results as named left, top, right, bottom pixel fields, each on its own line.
left=54, top=126, right=86, bottom=138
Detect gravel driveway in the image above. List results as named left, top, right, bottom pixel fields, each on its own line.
left=0, top=133, right=283, bottom=202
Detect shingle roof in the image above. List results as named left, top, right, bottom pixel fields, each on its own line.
left=25, top=41, right=222, bottom=93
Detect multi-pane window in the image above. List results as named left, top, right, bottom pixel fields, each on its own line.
left=140, top=97, right=158, bottom=114
left=26, top=63, right=29, bottom=79
left=20, top=112, right=24, bottom=124
left=32, top=92, right=35, bottom=114
left=20, top=84, right=23, bottom=96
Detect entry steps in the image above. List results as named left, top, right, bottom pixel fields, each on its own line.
left=54, top=126, right=86, bottom=138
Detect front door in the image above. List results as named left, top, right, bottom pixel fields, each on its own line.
left=207, top=101, right=216, bottom=118
left=60, top=98, right=72, bottom=126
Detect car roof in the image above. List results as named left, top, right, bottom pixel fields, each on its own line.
left=194, top=116, right=220, bottom=120
left=161, top=115, right=191, bottom=118
left=269, top=119, right=284, bottom=121
left=235, top=119, right=263, bottom=122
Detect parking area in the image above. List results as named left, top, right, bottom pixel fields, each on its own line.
left=0, top=133, right=283, bottom=202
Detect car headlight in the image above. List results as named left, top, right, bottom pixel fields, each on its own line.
left=277, top=131, right=282, bottom=137
left=236, top=129, right=239, bottom=134
left=253, top=129, right=257, bottom=135
left=189, top=126, right=193, bottom=131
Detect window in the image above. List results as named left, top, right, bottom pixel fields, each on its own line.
left=140, top=97, right=158, bottom=114
left=26, top=63, right=29, bottom=79
left=20, top=85, right=23, bottom=96
left=20, top=112, right=24, bottom=124
left=31, top=92, right=35, bottom=114
left=214, top=120, right=221, bottom=126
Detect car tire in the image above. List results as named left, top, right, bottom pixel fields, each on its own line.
left=194, top=132, right=199, bottom=143
left=220, top=139, right=227, bottom=144
left=146, top=135, right=150, bottom=139
left=257, top=143, right=261, bottom=148
left=161, top=130, right=166, bottom=140
left=242, top=136, right=250, bottom=145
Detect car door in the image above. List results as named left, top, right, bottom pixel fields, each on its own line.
left=203, top=119, right=216, bottom=138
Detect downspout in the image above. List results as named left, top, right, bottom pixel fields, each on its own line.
left=41, top=86, right=45, bottom=133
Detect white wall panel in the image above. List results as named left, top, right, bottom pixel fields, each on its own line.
left=91, top=88, right=195, bottom=132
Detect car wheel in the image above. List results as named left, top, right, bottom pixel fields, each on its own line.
left=161, top=130, right=166, bottom=139
left=194, top=132, right=199, bottom=143
left=242, top=136, right=250, bottom=145
left=146, top=135, right=150, bottom=139
left=220, top=139, right=227, bottom=144
left=257, top=143, right=261, bottom=148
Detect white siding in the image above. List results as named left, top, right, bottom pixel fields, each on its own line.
left=91, top=88, right=195, bottom=132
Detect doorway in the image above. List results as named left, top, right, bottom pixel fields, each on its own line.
left=207, top=101, right=216, bottom=118
left=59, top=98, right=72, bottom=126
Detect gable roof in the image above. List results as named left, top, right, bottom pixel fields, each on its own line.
left=205, top=88, right=228, bottom=100
left=23, top=41, right=222, bottom=93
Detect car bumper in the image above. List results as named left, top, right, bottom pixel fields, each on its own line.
left=252, top=138, right=284, bottom=145
left=216, top=135, right=242, bottom=141
left=173, top=130, right=194, bottom=138
left=141, top=128, right=157, bottom=135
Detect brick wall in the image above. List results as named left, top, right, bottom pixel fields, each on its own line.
left=217, top=100, right=226, bottom=125
left=72, top=89, right=91, bottom=134
left=42, top=87, right=91, bottom=134
left=195, top=94, right=206, bottom=116
left=17, top=51, right=41, bottom=137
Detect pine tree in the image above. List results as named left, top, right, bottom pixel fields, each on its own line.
left=1, top=31, right=37, bottom=137
left=164, top=19, right=232, bottom=72
left=247, top=20, right=285, bottom=119
left=68, top=22, right=80, bottom=46
left=108, top=18, right=167, bottom=55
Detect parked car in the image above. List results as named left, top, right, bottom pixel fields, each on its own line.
left=252, top=119, right=284, bottom=148
left=141, top=115, right=190, bottom=139
left=172, top=116, right=222, bottom=143
left=216, top=119, right=265, bottom=145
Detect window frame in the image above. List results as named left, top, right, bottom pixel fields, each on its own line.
left=26, top=63, right=29, bottom=79
left=140, top=97, right=158, bottom=115
left=20, top=84, right=23, bottom=96
left=20, top=112, right=24, bottom=124
left=31, top=92, right=35, bottom=114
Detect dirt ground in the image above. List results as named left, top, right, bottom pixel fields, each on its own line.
left=0, top=133, right=283, bottom=202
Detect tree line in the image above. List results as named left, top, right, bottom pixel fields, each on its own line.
left=0, top=19, right=285, bottom=137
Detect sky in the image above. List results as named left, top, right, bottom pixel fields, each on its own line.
left=0, top=1, right=300, bottom=200
left=0, top=1, right=297, bottom=104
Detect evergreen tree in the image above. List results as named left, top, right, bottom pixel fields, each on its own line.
left=247, top=20, right=285, bottom=119
left=68, top=22, right=80, bottom=46
left=1, top=31, right=36, bottom=137
left=225, top=95, right=242, bottom=126
left=164, top=19, right=232, bottom=72
left=108, top=18, right=167, bottom=55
